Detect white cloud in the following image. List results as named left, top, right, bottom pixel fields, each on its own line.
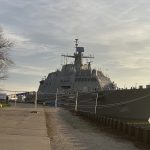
left=97, top=24, right=150, bottom=46
left=2, top=28, right=29, bottom=43
left=9, top=65, right=49, bottom=76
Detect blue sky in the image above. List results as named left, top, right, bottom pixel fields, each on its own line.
left=1, top=0, right=150, bottom=91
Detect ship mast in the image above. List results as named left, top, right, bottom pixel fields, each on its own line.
left=75, top=38, right=78, bottom=52
left=61, top=39, right=94, bottom=72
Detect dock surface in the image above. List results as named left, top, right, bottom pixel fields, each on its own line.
left=0, top=103, right=50, bottom=150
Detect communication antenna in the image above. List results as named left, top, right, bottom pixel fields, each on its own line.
left=63, top=56, right=65, bottom=64
left=75, top=39, right=79, bottom=52
left=60, top=54, right=63, bottom=66
left=65, top=57, right=68, bottom=64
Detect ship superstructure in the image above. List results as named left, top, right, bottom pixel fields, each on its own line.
left=38, top=39, right=116, bottom=96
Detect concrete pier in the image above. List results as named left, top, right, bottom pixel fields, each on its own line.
left=0, top=104, right=51, bottom=150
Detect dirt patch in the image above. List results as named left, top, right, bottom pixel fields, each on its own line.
left=45, top=108, right=79, bottom=150
left=45, top=110, right=54, bottom=141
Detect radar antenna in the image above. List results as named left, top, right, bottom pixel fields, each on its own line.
left=75, top=39, right=79, bottom=52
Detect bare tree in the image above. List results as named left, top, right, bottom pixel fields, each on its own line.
left=0, top=28, right=13, bottom=80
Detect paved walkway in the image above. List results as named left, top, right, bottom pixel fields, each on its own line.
left=0, top=104, right=51, bottom=150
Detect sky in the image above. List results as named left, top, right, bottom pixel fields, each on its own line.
left=1, top=0, right=150, bottom=92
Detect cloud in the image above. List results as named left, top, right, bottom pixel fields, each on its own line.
left=3, top=28, right=29, bottom=43
left=1, top=0, right=150, bottom=90
left=9, top=64, right=49, bottom=77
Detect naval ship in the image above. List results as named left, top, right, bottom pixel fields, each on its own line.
left=38, top=39, right=150, bottom=120
left=38, top=39, right=116, bottom=95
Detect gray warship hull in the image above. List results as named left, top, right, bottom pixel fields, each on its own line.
left=97, top=89, right=150, bottom=120
left=73, top=88, right=150, bottom=120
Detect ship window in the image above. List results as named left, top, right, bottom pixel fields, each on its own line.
left=61, top=86, right=71, bottom=89
left=91, top=78, right=96, bottom=81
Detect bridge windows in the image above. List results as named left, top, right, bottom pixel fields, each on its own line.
left=75, top=78, right=97, bottom=82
